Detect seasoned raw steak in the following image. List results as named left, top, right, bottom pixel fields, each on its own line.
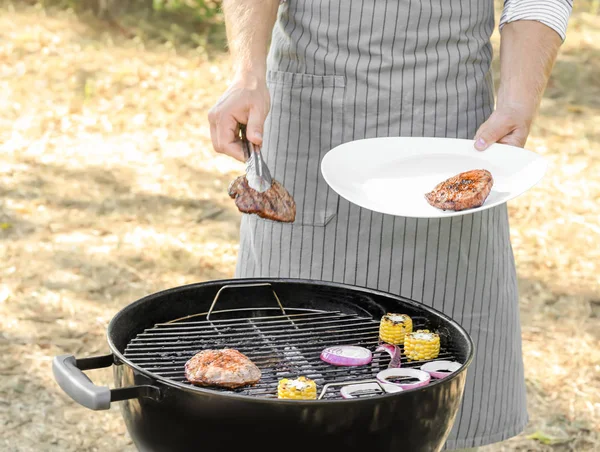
left=228, top=175, right=296, bottom=223
left=184, top=349, right=261, bottom=389
left=425, top=169, right=494, bottom=211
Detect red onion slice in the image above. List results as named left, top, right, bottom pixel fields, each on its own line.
left=320, top=346, right=373, bottom=367
left=376, top=368, right=431, bottom=390
left=420, top=360, right=461, bottom=379
left=375, top=344, right=402, bottom=368
left=340, top=382, right=403, bottom=399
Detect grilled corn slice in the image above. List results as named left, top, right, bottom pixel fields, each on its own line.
left=277, top=376, right=317, bottom=400
left=379, top=313, right=413, bottom=345
left=404, top=329, right=440, bottom=361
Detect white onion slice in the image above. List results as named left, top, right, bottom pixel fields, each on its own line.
left=375, top=343, right=402, bottom=368
left=420, top=360, right=462, bottom=379
left=320, top=345, right=373, bottom=366
left=340, top=382, right=403, bottom=399
left=376, top=368, right=431, bottom=390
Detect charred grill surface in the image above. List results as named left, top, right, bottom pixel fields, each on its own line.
left=124, top=310, right=460, bottom=399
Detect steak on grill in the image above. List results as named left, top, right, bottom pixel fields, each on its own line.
left=228, top=175, right=296, bottom=223
left=184, top=348, right=262, bottom=389
left=425, top=169, right=493, bottom=211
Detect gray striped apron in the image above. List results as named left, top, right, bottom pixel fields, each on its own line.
left=235, top=0, right=528, bottom=449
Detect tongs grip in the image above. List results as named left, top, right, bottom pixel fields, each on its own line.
left=239, top=123, right=273, bottom=193
left=239, top=124, right=253, bottom=161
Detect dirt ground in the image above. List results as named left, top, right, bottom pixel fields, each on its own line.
left=0, top=2, right=598, bottom=451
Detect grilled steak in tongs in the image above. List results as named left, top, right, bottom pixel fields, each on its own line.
left=425, top=169, right=494, bottom=211
left=228, top=176, right=296, bottom=222
left=227, top=124, right=296, bottom=223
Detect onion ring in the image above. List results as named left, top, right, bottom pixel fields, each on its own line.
left=320, top=345, right=373, bottom=366
left=375, top=343, right=402, bottom=368
left=376, top=368, right=431, bottom=390
left=420, top=360, right=461, bottom=379
left=340, top=382, right=403, bottom=399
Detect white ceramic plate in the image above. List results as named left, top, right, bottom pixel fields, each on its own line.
left=320, top=137, right=547, bottom=218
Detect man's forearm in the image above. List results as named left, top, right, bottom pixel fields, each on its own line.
left=474, top=19, right=565, bottom=149
left=222, top=0, right=280, bottom=80
left=496, top=20, right=562, bottom=119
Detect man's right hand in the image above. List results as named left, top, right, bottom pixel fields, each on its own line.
left=208, top=74, right=270, bottom=162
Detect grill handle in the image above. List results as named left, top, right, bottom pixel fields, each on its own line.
left=52, top=354, right=161, bottom=410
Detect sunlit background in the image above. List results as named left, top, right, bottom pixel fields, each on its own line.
left=0, top=0, right=598, bottom=450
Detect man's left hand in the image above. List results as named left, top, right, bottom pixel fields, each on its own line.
left=473, top=105, right=533, bottom=151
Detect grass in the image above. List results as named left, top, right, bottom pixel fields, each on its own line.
left=0, top=1, right=598, bottom=451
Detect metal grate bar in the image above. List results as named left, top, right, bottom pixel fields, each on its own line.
left=124, top=337, right=379, bottom=362
left=135, top=316, right=374, bottom=338
left=124, top=310, right=459, bottom=400
left=130, top=322, right=378, bottom=343
left=153, top=311, right=345, bottom=328
left=125, top=328, right=379, bottom=353
left=125, top=338, right=383, bottom=365
left=135, top=348, right=456, bottom=370
left=143, top=352, right=458, bottom=380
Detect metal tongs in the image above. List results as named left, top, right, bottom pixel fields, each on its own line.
left=240, top=123, right=273, bottom=193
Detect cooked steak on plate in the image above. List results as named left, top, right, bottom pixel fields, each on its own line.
left=425, top=169, right=493, bottom=211
left=184, top=348, right=262, bottom=389
left=228, top=175, right=296, bottom=223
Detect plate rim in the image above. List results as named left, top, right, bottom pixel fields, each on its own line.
left=320, top=136, right=548, bottom=219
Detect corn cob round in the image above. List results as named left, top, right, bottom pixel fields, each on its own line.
left=277, top=376, right=317, bottom=400
left=379, top=313, right=413, bottom=345
left=403, top=329, right=440, bottom=361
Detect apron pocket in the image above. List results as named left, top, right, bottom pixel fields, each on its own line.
left=261, top=70, right=346, bottom=227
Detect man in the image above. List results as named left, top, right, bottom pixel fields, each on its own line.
left=208, top=0, right=572, bottom=449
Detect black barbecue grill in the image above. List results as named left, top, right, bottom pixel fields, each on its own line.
left=125, top=302, right=461, bottom=399
left=53, top=278, right=474, bottom=452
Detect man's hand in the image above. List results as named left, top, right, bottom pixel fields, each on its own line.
left=473, top=20, right=562, bottom=151
left=207, top=0, right=279, bottom=161
left=208, top=75, right=270, bottom=162
left=474, top=104, right=532, bottom=150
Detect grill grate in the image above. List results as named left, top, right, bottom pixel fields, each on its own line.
left=124, top=309, right=460, bottom=400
